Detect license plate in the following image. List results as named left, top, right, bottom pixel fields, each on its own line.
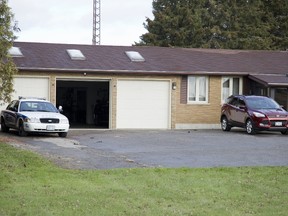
left=275, top=122, right=282, bottom=126
left=46, top=125, right=55, bottom=131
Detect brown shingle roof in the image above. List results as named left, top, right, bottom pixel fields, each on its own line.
left=249, top=74, right=288, bottom=87
left=12, top=42, right=288, bottom=76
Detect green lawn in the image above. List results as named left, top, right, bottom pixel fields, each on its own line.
left=0, top=142, right=287, bottom=216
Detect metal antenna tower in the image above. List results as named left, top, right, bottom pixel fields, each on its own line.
left=92, top=0, right=101, bottom=45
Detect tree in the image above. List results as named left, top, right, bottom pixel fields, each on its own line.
left=137, top=0, right=288, bottom=50
left=263, top=0, right=288, bottom=50
left=138, top=0, right=205, bottom=47
left=0, top=0, right=18, bottom=105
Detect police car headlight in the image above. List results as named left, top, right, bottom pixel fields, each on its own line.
left=25, top=117, right=41, bottom=123
left=60, top=118, right=69, bottom=124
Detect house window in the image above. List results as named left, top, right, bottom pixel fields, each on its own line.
left=222, top=77, right=242, bottom=103
left=188, top=76, right=209, bottom=103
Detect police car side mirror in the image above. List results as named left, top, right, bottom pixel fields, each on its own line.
left=58, top=106, right=63, bottom=113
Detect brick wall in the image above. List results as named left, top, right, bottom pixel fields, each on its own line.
left=175, top=76, right=222, bottom=126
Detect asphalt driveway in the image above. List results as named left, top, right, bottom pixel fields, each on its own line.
left=1, top=129, right=288, bottom=169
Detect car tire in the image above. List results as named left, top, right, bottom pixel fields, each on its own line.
left=221, top=116, right=231, bottom=131
left=280, top=130, right=288, bottom=135
left=246, top=119, right=256, bottom=135
left=1, top=118, right=10, bottom=133
left=18, top=121, right=28, bottom=137
left=58, top=132, right=67, bottom=138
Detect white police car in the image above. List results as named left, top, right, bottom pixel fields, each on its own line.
left=0, top=97, right=69, bottom=137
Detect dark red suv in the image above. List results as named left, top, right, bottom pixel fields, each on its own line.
left=220, top=95, right=288, bottom=135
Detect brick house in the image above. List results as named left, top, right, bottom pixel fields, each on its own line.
left=4, top=42, right=288, bottom=129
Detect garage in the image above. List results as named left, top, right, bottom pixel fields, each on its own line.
left=56, top=80, right=110, bottom=129
left=116, top=80, right=171, bottom=129
left=0, top=77, right=50, bottom=111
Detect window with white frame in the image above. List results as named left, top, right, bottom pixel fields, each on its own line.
left=188, top=76, right=209, bottom=103
left=222, top=77, right=242, bottom=103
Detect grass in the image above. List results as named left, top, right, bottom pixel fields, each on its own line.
left=0, top=142, right=288, bottom=216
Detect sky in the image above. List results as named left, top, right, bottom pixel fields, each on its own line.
left=8, top=0, right=154, bottom=46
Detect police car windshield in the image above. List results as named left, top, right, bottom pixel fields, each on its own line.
left=20, top=101, right=58, bottom=113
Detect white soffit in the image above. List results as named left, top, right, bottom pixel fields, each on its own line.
left=8, top=47, right=23, bottom=57
left=66, top=49, right=86, bottom=60
left=125, top=51, right=145, bottom=62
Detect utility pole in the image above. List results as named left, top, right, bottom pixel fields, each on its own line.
left=92, top=0, right=100, bottom=45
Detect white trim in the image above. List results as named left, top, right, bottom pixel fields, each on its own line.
left=221, top=76, right=243, bottom=103
left=55, top=78, right=112, bottom=128
left=187, top=76, right=209, bottom=104
left=56, top=77, right=111, bottom=82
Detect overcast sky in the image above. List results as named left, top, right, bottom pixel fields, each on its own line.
left=8, top=0, right=154, bottom=46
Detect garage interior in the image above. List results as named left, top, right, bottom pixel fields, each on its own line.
left=56, top=80, right=110, bottom=128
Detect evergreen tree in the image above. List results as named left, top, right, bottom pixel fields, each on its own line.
left=264, top=0, right=288, bottom=50
left=137, top=0, right=288, bottom=50
left=0, top=0, right=18, bottom=104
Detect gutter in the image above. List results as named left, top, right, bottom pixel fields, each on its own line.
left=17, top=67, right=250, bottom=76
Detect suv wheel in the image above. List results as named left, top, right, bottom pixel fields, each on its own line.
left=246, top=119, right=255, bottom=135
left=281, top=130, right=288, bottom=135
left=221, top=116, right=231, bottom=131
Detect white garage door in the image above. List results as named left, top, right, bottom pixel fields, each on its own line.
left=117, top=80, right=170, bottom=129
left=0, top=77, right=49, bottom=111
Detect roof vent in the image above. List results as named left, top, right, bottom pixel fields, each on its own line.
left=66, top=49, right=86, bottom=60
left=125, top=51, right=145, bottom=62
left=8, top=47, right=23, bottom=57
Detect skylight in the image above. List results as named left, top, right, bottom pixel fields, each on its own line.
left=66, top=49, right=86, bottom=60
left=8, top=47, right=23, bottom=57
left=125, top=51, right=145, bottom=62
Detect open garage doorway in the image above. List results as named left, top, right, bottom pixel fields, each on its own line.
left=56, top=80, right=110, bottom=129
